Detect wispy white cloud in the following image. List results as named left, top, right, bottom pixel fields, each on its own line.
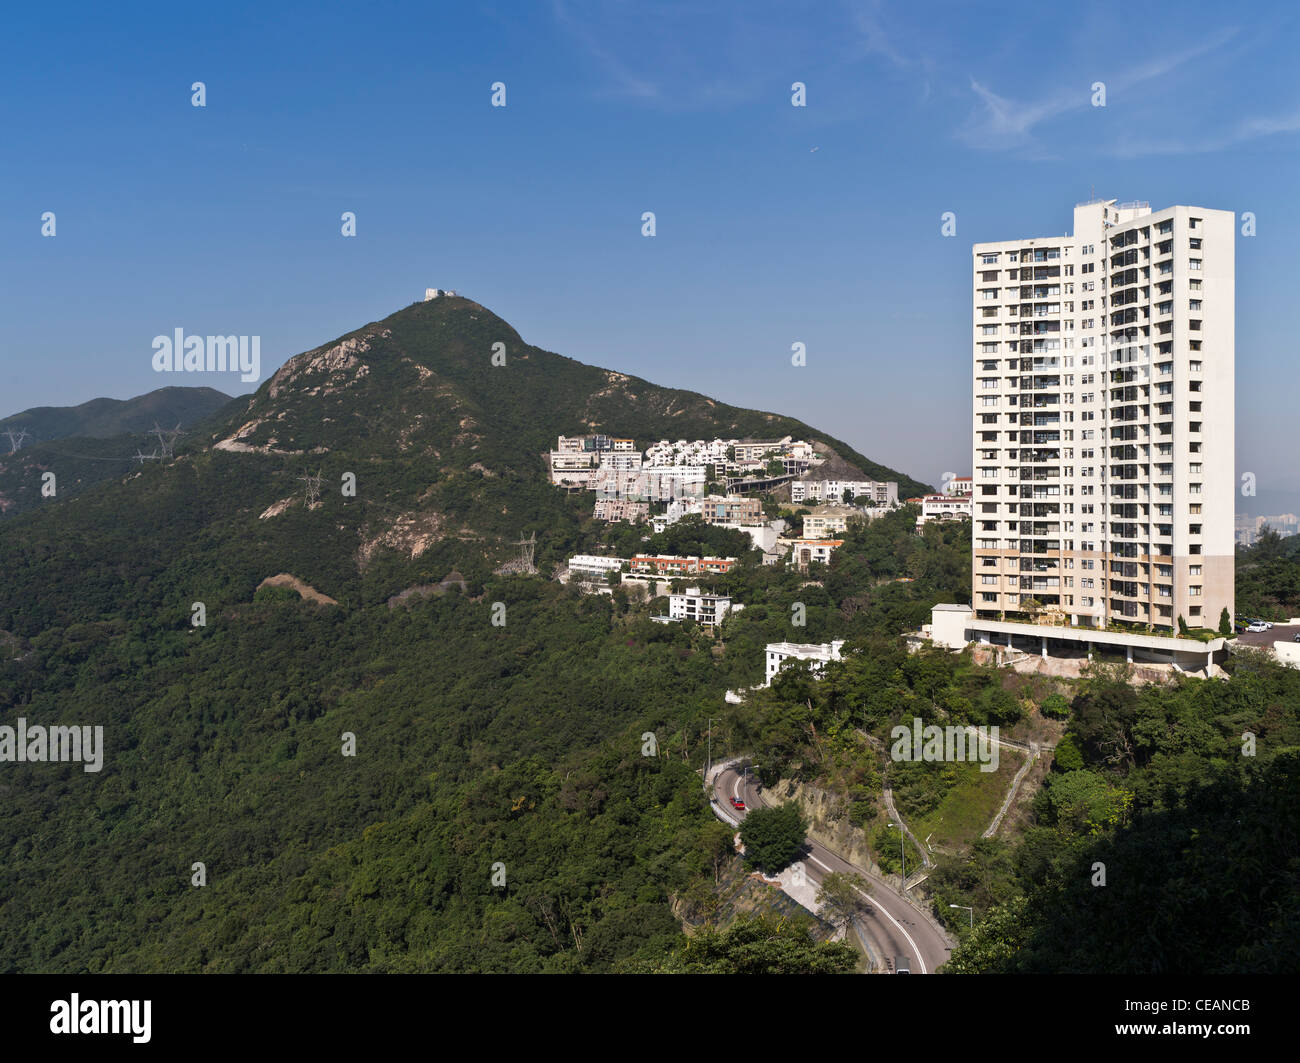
left=1107, top=106, right=1300, bottom=158
left=551, top=0, right=663, bottom=101
left=958, top=26, right=1241, bottom=152
left=851, top=0, right=908, bottom=70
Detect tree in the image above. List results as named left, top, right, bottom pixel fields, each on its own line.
left=739, top=802, right=807, bottom=873
left=1040, top=692, right=1071, bottom=720
left=1177, top=614, right=1189, bottom=636
left=815, top=871, right=872, bottom=933
left=620, top=913, right=856, bottom=973
left=1219, top=607, right=1233, bottom=636
left=699, top=819, right=736, bottom=884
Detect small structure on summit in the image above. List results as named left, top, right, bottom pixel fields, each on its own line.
left=424, top=288, right=458, bottom=301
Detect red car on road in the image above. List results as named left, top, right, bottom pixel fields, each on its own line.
left=730, top=796, right=745, bottom=810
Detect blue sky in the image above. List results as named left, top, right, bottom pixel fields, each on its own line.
left=3, top=0, right=1298, bottom=511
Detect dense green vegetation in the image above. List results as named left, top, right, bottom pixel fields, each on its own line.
left=0, top=386, right=233, bottom=444
left=4, top=294, right=1297, bottom=974
left=0, top=297, right=941, bottom=972
left=616, top=913, right=856, bottom=973
left=934, top=655, right=1300, bottom=972
left=739, top=803, right=808, bottom=873
left=1235, top=527, right=1300, bottom=620
left=0, top=387, right=236, bottom=521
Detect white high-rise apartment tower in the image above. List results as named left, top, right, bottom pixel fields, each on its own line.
left=971, top=199, right=1233, bottom=636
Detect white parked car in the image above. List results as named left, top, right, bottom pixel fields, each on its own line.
left=1247, top=622, right=1269, bottom=633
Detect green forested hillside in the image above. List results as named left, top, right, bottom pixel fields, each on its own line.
left=0, top=386, right=236, bottom=520
left=0, top=297, right=940, bottom=972
left=6, top=293, right=1291, bottom=974
left=0, top=386, right=233, bottom=442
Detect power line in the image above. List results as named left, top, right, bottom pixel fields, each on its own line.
left=149, top=422, right=183, bottom=459
left=299, top=470, right=324, bottom=506
left=3, top=428, right=31, bottom=454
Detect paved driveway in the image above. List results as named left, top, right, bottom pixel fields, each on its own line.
left=1235, top=623, right=1300, bottom=647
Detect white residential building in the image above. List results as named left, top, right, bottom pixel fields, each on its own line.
left=791, top=479, right=898, bottom=505
left=790, top=538, right=843, bottom=568
left=668, top=588, right=739, bottom=627
left=597, top=451, right=643, bottom=472
left=919, top=493, right=973, bottom=525
left=764, top=639, right=846, bottom=685
left=566, top=555, right=625, bottom=580
left=802, top=506, right=859, bottom=538
left=549, top=450, right=597, bottom=486
left=971, top=198, right=1234, bottom=634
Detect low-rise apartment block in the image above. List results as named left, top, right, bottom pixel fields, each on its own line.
left=628, top=555, right=737, bottom=577
left=590, top=466, right=708, bottom=501
left=790, top=479, right=899, bottom=505
left=566, top=555, right=626, bottom=580
left=802, top=505, right=859, bottom=538
left=549, top=450, right=597, bottom=486
left=919, top=493, right=973, bottom=525
left=557, top=434, right=635, bottom=453
left=790, top=539, right=843, bottom=568
left=593, top=499, right=648, bottom=523
left=597, top=451, right=643, bottom=472
left=668, top=588, right=739, bottom=627
left=764, top=639, right=846, bottom=685
left=697, top=494, right=763, bottom=525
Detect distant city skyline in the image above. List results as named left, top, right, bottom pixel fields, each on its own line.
left=4, top=1, right=1298, bottom=507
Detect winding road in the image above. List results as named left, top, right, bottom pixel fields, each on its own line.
left=706, top=759, right=954, bottom=974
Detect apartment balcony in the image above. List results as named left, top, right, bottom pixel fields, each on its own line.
left=1018, top=539, right=1061, bottom=554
